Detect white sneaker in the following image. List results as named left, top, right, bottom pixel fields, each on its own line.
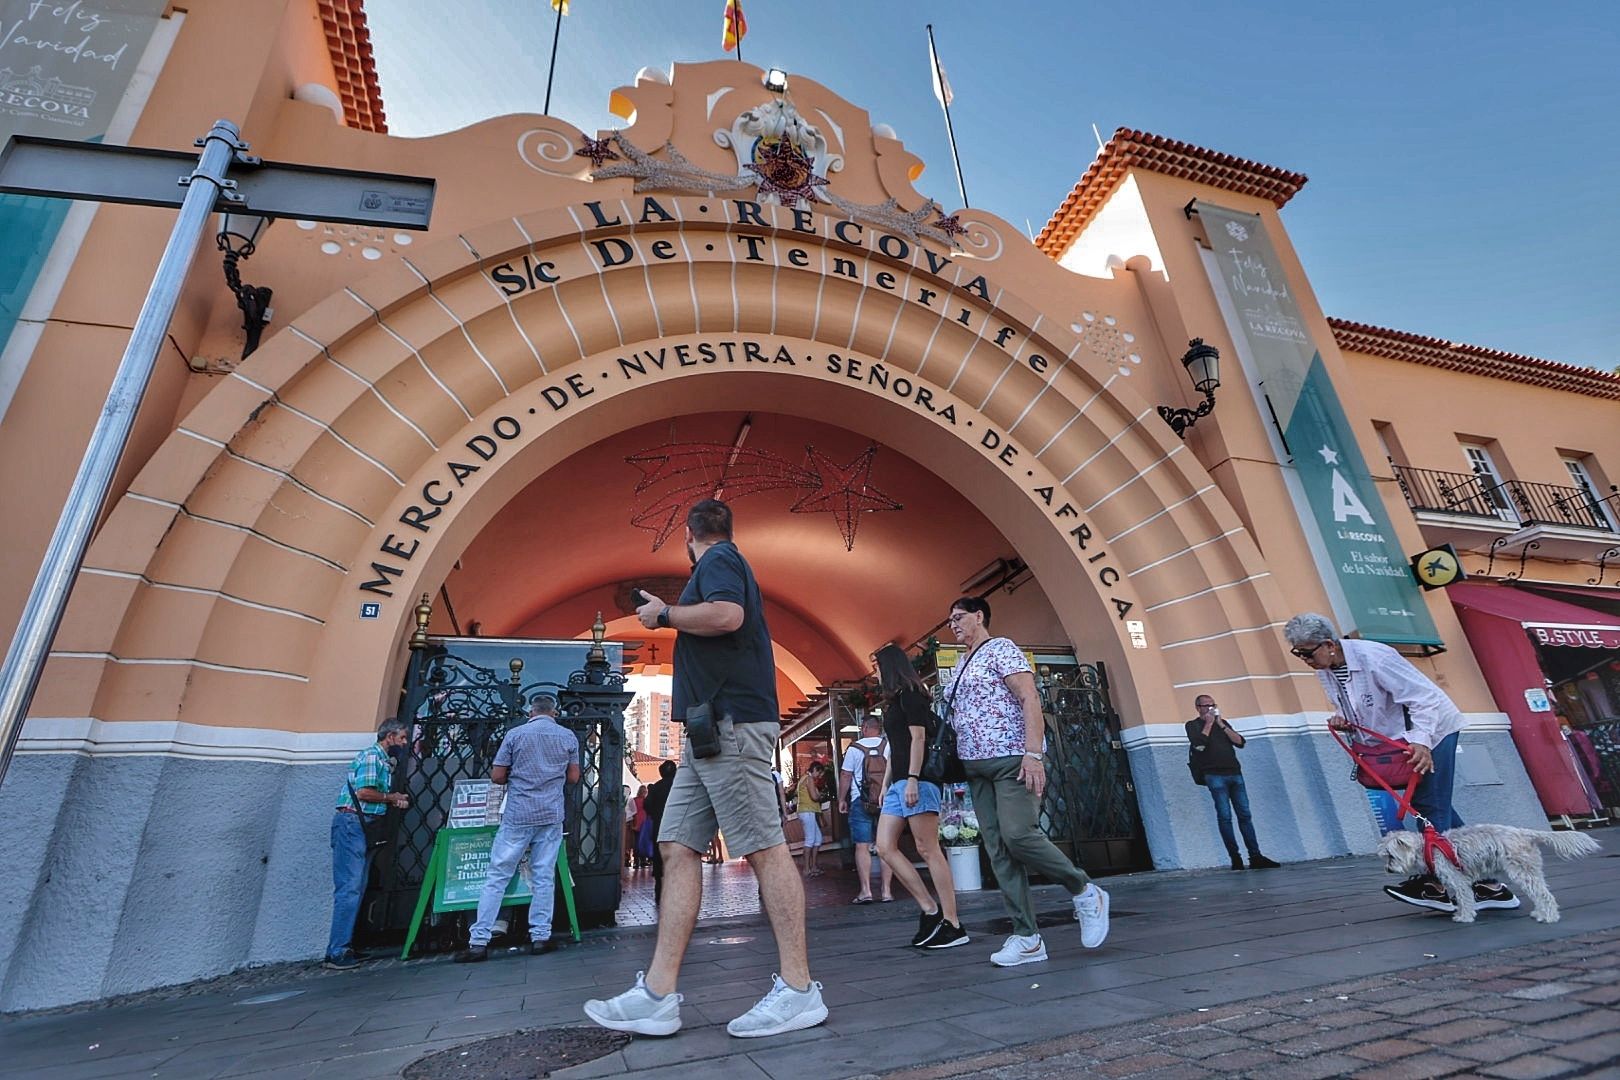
left=726, top=974, right=828, bottom=1038
left=582, top=971, right=683, bottom=1036
left=990, top=933, right=1047, bottom=967
left=1074, top=883, right=1110, bottom=949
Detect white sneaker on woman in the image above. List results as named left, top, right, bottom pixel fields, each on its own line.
left=1073, top=883, right=1110, bottom=948
left=990, top=933, right=1047, bottom=967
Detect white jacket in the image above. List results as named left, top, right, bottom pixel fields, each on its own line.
left=1314, top=638, right=1465, bottom=749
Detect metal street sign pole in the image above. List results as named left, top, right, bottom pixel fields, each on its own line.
left=0, top=121, right=434, bottom=789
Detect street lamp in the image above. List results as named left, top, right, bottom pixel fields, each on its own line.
left=1156, top=338, right=1222, bottom=438
left=216, top=211, right=274, bottom=360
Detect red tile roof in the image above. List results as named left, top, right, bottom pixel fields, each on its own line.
left=1035, top=128, right=1307, bottom=259
left=318, top=0, right=387, bottom=133
left=1330, top=318, right=1620, bottom=400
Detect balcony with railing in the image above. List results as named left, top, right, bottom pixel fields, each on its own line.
left=1392, top=464, right=1620, bottom=557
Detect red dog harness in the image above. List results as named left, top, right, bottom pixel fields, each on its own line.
left=1330, top=722, right=1461, bottom=872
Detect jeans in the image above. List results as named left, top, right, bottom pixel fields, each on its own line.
left=965, top=755, right=1090, bottom=938
left=327, top=812, right=375, bottom=959
left=1204, top=773, right=1261, bottom=860
left=468, top=821, right=564, bottom=945
left=1409, top=732, right=1462, bottom=832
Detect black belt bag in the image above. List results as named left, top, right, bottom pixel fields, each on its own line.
left=686, top=700, right=723, bottom=759
left=347, top=780, right=392, bottom=849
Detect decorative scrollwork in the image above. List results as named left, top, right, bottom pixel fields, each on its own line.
left=1589, top=546, right=1620, bottom=586
left=1478, top=534, right=1512, bottom=578
left=517, top=126, right=591, bottom=178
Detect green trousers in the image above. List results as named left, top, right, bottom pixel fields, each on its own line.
left=965, top=755, right=1090, bottom=937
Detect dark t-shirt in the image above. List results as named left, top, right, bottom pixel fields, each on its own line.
left=883, top=688, right=937, bottom=780
left=1185, top=718, right=1241, bottom=775
left=644, top=773, right=674, bottom=823
left=672, top=541, right=779, bottom=724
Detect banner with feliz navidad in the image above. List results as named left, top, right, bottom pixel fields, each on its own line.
left=1198, top=200, right=1441, bottom=646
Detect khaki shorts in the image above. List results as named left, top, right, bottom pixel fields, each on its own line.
left=658, top=718, right=784, bottom=858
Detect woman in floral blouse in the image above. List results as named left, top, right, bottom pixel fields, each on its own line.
left=943, top=596, right=1110, bottom=967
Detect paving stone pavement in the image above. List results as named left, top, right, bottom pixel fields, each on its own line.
left=2, top=849, right=1615, bottom=1079
left=860, top=929, right=1620, bottom=1080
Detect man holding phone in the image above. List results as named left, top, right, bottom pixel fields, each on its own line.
left=1185, top=695, right=1281, bottom=871
left=584, top=499, right=826, bottom=1039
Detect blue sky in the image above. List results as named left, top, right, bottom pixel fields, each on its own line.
left=365, top=1, right=1618, bottom=371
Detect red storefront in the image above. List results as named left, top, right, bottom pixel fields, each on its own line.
left=1449, top=582, right=1620, bottom=818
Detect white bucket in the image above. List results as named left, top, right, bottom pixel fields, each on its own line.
left=945, top=844, right=982, bottom=891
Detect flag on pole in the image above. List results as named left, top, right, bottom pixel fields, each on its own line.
left=722, top=0, right=748, bottom=52
left=551, top=0, right=569, bottom=13
left=928, top=34, right=954, bottom=107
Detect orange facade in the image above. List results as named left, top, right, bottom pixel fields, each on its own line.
left=0, top=0, right=1614, bottom=1009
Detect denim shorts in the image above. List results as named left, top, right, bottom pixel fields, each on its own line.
left=881, top=778, right=942, bottom=818
left=847, top=800, right=876, bottom=844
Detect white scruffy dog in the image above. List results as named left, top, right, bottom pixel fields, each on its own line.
left=1379, top=824, right=1600, bottom=924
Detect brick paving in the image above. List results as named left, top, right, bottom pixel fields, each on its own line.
left=865, top=929, right=1620, bottom=1080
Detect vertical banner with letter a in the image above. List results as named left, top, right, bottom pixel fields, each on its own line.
left=1197, top=200, right=1441, bottom=646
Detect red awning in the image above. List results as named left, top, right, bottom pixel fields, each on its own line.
left=1448, top=582, right=1620, bottom=650
left=1446, top=580, right=1613, bottom=815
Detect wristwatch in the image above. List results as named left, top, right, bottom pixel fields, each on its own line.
left=657, top=605, right=671, bottom=628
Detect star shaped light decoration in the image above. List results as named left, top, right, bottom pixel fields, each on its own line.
left=790, top=444, right=903, bottom=550
left=1317, top=444, right=1341, bottom=466
left=745, top=138, right=830, bottom=208
left=576, top=135, right=621, bottom=169
left=934, top=211, right=968, bottom=242
left=625, top=441, right=818, bottom=550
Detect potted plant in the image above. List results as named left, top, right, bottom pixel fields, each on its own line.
left=939, top=798, right=982, bottom=891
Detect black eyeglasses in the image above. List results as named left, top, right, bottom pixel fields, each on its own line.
left=1290, top=641, right=1332, bottom=660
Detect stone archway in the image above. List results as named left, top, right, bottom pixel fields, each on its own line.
left=44, top=195, right=1309, bottom=749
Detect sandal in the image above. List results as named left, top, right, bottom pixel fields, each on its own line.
left=851, top=896, right=874, bottom=905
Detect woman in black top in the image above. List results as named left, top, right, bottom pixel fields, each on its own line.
left=872, top=644, right=968, bottom=950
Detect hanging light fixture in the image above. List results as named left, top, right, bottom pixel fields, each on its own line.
left=215, top=211, right=274, bottom=360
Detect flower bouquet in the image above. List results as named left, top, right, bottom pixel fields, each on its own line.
left=938, top=806, right=980, bottom=848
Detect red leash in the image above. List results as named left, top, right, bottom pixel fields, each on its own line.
left=1329, top=722, right=1461, bottom=872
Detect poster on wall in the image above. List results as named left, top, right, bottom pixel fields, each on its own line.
left=1, top=0, right=168, bottom=142
left=1, top=0, right=169, bottom=361
left=1197, top=200, right=1442, bottom=646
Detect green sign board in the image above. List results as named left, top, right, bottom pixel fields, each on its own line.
left=1198, top=201, right=1441, bottom=646
left=435, top=825, right=532, bottom=909
left=401, top=824, right=579, bottom=959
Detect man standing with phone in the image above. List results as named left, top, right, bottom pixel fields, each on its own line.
left=584, top=499, right=826, bottom=1039
left=1185, top=695, right=1280, bottom=871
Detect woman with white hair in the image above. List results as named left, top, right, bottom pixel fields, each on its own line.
left=1284, top=612, right=1518, bottom=914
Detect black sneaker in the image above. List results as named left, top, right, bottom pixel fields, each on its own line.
left=530, top=939, right=559, bottom=955
left=1383, top=874, right=1456, bottom=912
left=924, top=922, right=969, bottom=950
left=1248, top=854, right=1281, bottom=869
left=912, top=908, right=945, bottom=947
left=322, top=950, right=360, bottom=971
left=1473, top=881, right=1520, bottom=910
left=453, top=945, right=489, bottom=964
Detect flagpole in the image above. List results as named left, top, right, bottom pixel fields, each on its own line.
left=543, top=2, right=564, bottom=115
left=926, top=23, right=969, bottom=209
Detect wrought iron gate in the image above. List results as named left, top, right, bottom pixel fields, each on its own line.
left=1036, top=662, right=1151, bottom=874
left=360, top=638, right=629, bottom=946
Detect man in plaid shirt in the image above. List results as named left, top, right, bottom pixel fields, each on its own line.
left=455, top=693, right=581, bottom=961
left=325, top=718, right=411, bottom=969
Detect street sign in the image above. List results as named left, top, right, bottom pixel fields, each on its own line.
left=0, top=135, right=435, bottom=229
left=0, top=120, right=437, bottom=792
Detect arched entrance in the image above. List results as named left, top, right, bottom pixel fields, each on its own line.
left=16, top=63, right=1342, bottom=1007
left=52, top=193, right=1308, bottom=851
